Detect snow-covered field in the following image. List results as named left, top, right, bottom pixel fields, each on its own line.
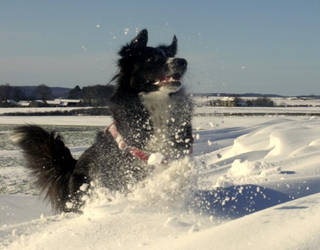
left=0, top=107, right=90, bottom=115
left=1, top=110, right=320, bottom=249
left=2, top=105, right=320, bottom=118
left=196, top=106, right=320, bottom=115
left=193, top=95, right=320, bottom=107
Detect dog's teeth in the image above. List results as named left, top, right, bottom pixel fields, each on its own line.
left=154, top=81, right=160, bottom=85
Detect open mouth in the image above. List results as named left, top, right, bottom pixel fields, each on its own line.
left=153, top=73, right=182, bottom=86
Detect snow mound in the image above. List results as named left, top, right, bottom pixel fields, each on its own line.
left=2, top=116, right=320, bottom=249
left=131, top=157, right=196, bottom=207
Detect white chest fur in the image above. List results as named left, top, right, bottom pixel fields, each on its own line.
left=140, top=90, right=174, bottom=152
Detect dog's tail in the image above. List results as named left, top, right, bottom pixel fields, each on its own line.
left=11, top=125, right=78, bottom=212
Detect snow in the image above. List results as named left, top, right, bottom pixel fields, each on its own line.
left=0, top=115, right=112, bottom=127
left=147, top=152, right=165, bottom=165
left=1, top=111, right=320, bottom=249
left=0, top=107, right=90, bottom=115
left=196, top=106, right=320, bottom=115
left=193, top=96, right=320, bottom=108
left=124, top=28, right=130, bottom=35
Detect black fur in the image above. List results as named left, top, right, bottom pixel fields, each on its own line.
left=11, top=125, right=78, bottom=211
left=12, top=29, right=193, bottom=212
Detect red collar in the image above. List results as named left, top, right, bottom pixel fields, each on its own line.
left=106, top=122, right=164, bottom=164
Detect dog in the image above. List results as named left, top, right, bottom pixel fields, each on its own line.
left=11, top=29, right=193, bottom=212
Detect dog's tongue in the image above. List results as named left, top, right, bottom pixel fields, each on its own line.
left=163, top=76, right=175, bottom=83
left=154, top=76, right=178, bottom=86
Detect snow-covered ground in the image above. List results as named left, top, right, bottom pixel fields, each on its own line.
left=196, top=106, right=320, bottom=116
left=193, top=95, right=320, bottom=107
left=1, top=111, right=320, bottom=249
left=1, top=105, right=320, bottom=119
left=0, top=107, right=90, bottom=115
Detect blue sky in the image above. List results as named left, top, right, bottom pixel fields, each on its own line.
left=1, top=0, right=319, bottom=95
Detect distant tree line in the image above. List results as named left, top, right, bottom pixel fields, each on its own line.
left=68, top=85, right=114, bottom=106
left=0, top=84, right=26, bottom=103
left=0, top=84, right=53, bottom=106
left=234, top=96, right=274, bottom=107
left=207, top=96, right=275, bottom=107
left=0, top=83, right=114, bottom=107
left=0, top=84, right=275, bottom=108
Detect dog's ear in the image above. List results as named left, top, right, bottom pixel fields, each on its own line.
left=158, top=35, right=178, bottom=57
left=130, top=29, right=148, bottom=48
left=167, top=35, right=177, bottom=57
left=119, top=29, right=148, bottom=57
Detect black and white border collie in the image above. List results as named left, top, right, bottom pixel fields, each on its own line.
left=11, top=29, right=193, bottom=212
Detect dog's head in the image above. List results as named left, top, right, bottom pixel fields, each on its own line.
left=116, top=29, right=187, bottom=94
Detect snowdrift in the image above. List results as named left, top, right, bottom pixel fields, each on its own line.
left=1, top=116, right=320, bottom=249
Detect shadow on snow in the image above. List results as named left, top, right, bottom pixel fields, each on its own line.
left=188, top=185, right=292, bottom=219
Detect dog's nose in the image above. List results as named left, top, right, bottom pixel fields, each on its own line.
left=176, top=58, right=187, bottom=68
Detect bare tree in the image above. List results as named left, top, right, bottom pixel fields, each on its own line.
left=68, top=85, right=82, bottom=99
left=82, top=85, right=114, bottom=106
left=0, top=84, right=12, bottom=103
left=32, top=84, right=53, bottom=102
left=12, top=87, right=26, bottom=101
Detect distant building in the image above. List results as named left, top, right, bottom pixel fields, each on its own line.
left=16, top=99, right=82, bottom=107
left=17, top=101, right=31, bottom=107
left=46, top=98, right=81, bottom=107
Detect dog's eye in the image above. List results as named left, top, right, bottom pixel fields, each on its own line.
left=146, top=57, right=153, bottom=63
left=147, top=57, right=157, bottom=63
left=146, top=55, right=165, bottom=64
